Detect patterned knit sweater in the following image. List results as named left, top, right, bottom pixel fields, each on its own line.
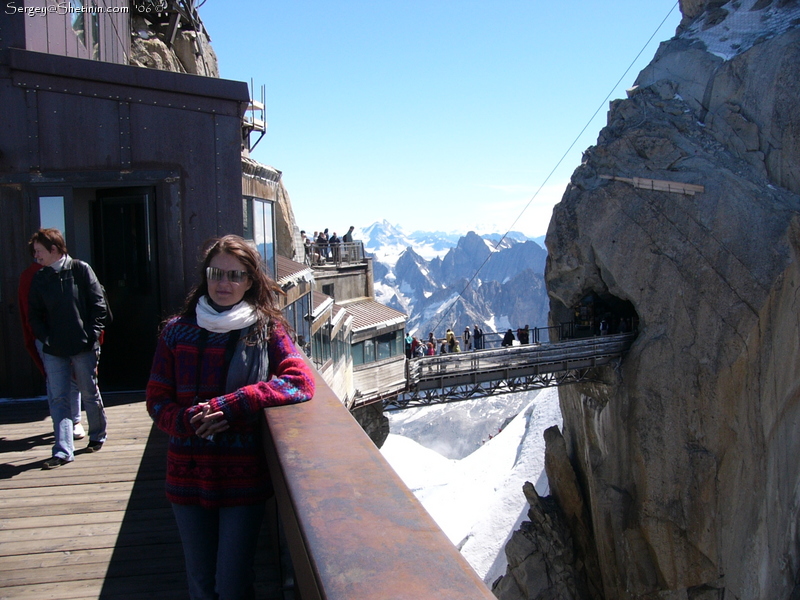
left=146, top=316, right=315, bottom=508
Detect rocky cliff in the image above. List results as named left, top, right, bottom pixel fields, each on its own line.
left=495, top=1, right=800, bottom=598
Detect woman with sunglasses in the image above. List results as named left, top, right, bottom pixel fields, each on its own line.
left=146, top=235, right=314, bottom=600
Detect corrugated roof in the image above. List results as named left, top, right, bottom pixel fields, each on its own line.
left=342, top=299, right=407, bottom=332
left=311, top=290, right=334, bottom=318
left=276, top=255, right=313, bottom=287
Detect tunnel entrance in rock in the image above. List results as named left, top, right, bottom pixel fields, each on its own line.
left=570, top=292, right=639, bottom=338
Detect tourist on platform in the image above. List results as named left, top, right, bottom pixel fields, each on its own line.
left=27, top=228, right=108, bottom=469
left=18, top=257, right=84, bottom=441
left=316, top=230, right=328, bottom=259
left=301, top=230, right=312, bottom=266
left=519, top=325, right=530, bottom=345
left=329, top=231, right=341, bottom=262
left=502, top=329, right=515, bottom=347
left=473, top=325, right=484, bottom=350
left=405, top=333, right=414, bottom=359
left=600, top=317, right=609, bottom=335
left=463, top=326, right=471, bottom=351
left=146, top=235, right=314, bottom=600
left=426, top=342, right=436, bottom=356
left=446, top=328, right=456, bottom=353
left=342, top=226, right=355, bottom=243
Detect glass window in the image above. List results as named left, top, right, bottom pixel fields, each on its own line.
left=364, top=338, right=375, bottom=363
left=284, top=301, right=296, bottom=330
left=352, top=341, right=364, bottom=366
left=244, top=197, right=275, bottom=278
left=377, top=334, right=392, bottom=361
left=91, top=2, right=100, bottom=59
left=39, top=196, right=66, bottom=233
left=71, top=0, right=86, bottom=46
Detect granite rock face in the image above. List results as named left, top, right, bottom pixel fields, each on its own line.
left=497, top=2, right=800, bottom=599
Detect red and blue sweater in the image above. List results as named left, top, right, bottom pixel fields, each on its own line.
left=146, top=316, right=315, bottom=508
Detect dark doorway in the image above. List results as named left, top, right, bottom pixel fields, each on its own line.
left=92, top=187, right=160, bottom=390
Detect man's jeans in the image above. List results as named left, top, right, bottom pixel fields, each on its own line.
left=36, top=340, right=81, bottom=424
left=42, top=347, right=107, bottom=461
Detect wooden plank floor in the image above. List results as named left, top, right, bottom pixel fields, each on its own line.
left=0, top=393, right=290, bottom=600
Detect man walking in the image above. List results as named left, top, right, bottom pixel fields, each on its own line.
left=28, top=229, right=108, bottom=469
left=19, top=260, right=84, bottom=441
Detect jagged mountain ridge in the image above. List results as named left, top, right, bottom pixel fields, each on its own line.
left=361, top=222, right=548, bottom=340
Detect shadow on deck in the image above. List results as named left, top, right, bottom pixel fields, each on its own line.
left=0, top=393, right=288, bottom=600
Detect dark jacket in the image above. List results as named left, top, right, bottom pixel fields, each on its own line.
left=28, top=256, right=107, bottom=357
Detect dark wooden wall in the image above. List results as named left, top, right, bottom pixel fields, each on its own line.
left=0, top=48, right=249, bottom=397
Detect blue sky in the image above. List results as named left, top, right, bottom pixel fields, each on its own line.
left=198, top=1, right=682, bottom=238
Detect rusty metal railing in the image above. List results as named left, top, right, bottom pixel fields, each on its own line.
left=261, top=356, right=496, bottom=600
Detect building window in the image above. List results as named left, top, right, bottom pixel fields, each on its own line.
left=91, top=2, right=101, bottom=59
left=352, top=331, right=402, bottom=366
left=39, top=196, right=66, bottom=233
left=282, top=293, right=311, bottom=356
left=312, top=325, right=331, bottom=369
left=71, top=0, right=86, bottom=46
left=243, top=196, right=275, bottom=278
left=322, top=283, right=334, bottom=299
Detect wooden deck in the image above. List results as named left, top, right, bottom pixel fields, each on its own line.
left=0, top=393, right=288, bottom=600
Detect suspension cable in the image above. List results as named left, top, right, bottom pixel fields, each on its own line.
left=429, top=2, right=680, bottom=335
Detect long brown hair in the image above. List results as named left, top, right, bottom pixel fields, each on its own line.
left=181, top=235, right=289, bottom=342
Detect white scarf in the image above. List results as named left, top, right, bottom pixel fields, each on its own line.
left=196, top=296, right=257, bottom=333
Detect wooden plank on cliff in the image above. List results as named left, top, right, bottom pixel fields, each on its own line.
left=599, top=174, right=705, bottom=195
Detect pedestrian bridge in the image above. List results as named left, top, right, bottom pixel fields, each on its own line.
left=386, top=332, right=635, bottom=411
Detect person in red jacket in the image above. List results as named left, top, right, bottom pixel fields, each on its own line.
left=146, top=235, right=315, bottom=600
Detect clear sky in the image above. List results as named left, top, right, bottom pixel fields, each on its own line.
left=197, top=1, right=682, bottom=238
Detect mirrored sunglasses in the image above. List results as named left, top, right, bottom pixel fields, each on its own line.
left=206, top=267, right=249, bottom=283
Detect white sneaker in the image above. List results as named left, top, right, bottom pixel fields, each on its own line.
left=73, top=423, right=86, bottom=440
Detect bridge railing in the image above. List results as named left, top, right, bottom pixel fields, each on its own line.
left=261, top=355, right=496, bottom=600
left=407, top=332, right=636, bottom=386
left=305, top=240, right=366, bottom=267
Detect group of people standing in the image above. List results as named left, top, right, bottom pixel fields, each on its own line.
left=405, top=323, right=545, bottom=357
left=301, top=226, right=355, bottom=265
left=405, top=325, right=488, bottom=358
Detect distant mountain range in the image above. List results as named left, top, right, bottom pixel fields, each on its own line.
left=356, top=221, right=549, bottom=343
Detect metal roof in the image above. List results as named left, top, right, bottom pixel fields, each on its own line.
left=276, top=255, right=313, bottom=288
left=342, top=299, right=407, bottom=333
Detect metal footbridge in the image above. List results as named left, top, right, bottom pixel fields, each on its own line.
left=385, top=332, right=635, bottom=411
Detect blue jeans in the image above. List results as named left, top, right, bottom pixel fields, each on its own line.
left=36, top=340, right=81, bottom=423
left=171, top=503, right=266, bottom=600
left=41, top=347, right=107, bottom=461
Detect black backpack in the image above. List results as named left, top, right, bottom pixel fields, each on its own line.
left=72, top=259, right=113, bottom=327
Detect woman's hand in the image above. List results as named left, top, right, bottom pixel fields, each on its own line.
left=190, top=402, right=230, bottom=439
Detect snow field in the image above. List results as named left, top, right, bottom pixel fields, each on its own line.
left=381, top=387, right=563, bottom=584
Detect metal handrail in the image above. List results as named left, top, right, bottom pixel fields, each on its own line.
left=305, top=241, right=366, bottom=267
left=408, top=332, right=636, bottom=386
left=261, top=356, right=496, bottom=600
